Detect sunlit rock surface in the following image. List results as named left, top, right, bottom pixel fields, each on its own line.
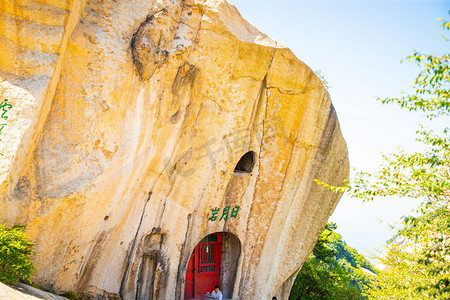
left=0, top=0, right=348, bottom=299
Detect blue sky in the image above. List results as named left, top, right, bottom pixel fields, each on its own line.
left=229, top=0, right=449, bottom=258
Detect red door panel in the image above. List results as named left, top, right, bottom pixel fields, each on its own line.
left=184, top=252, right=195, bottom=299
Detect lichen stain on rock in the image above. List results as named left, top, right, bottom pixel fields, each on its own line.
left=131, top=10, right=177, bottom=81
left=77, top=230, right=114, bottom=293
left=11, top=177, right=31, bottom=201
left=172, top=62, right=198, bottom=96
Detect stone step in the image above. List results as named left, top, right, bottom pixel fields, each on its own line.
left=0, top=282, right=68, bottom=300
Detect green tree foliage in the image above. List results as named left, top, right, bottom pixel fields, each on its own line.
left=0, top=224, right=35, bottom=283
left=319, top=13, right=450, bottom=299
left=369, top=206, right=450, bottom=299
left=289, top=223, right=374, bottom=300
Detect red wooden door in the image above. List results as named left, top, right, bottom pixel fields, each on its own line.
left=184, top=233, right=222, bottom=299
left=184, top=251, right=195, bottom=298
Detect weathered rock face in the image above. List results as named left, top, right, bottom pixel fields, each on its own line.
left=0, top=0, right=349, bottom=299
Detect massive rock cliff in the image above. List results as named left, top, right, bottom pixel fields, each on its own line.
left=0, top=0, right=349, bottom=299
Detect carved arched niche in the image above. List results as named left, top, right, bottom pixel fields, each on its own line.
left=183, top=232, right=241, bottom=299
left=223, top=151, right=257, bottom=217
left=233, top=151, right=256, bottom=174
left=135, top=233, right=165, bottom=300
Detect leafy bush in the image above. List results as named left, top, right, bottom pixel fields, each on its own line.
left=0, top=224, right=35, bottom=283
left=289, top=223, right=374, bottom=300
left=61, top=291, right=78, bottom=299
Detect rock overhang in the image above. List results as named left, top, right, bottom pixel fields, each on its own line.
left=0, top=0, right=349, bottom=299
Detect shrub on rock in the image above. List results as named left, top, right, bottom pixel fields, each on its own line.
left=0, top=224, right=35, bottom=283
